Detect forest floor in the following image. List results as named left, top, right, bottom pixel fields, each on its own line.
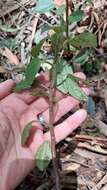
left=0, top=0, right=107, bottom=189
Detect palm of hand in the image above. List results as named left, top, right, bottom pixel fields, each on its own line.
left=0, top=72, right=88, bottom=190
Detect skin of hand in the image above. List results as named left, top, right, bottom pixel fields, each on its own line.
left=55, top=0, right=65, bottom=6
left=55, top=0, right=72, bottom=7
left=0, top=72, right=89, bottom=190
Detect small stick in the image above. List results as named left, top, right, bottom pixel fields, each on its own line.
left=49, top=67, right=60, bottom=190
left=65, top=0, right=70, bottom=51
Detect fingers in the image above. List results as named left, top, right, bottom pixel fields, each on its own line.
left=29, top=72, right=88, bottom=111
left=20, top=72, right=89, bottom=128
left=42, top=86, right=89, bottom=123
left=0, top=94, right=28, bottom=118
left=14, top=72, right=87, bottom=105
left=14, top=72, right=49, bottom=104
left=43, top=96, right=79, bottom=123
left=44, top=109, right=87, bottom=143
left=20, top=85, right=89, bottom=133
left=55, top=0, right=65, bottom=6
left=20, top=71, right=89, bottom=130
left=21, top=85, right=89, bottom=129
left=74, top=72, right=86, bottom=80
left=29, top=90, right=63, bottom=112
left=0, top=79, right=15, bottom=100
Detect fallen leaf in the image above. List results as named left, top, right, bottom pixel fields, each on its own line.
left=0, top=47, right=19, bottom=65
left=96, top=119, right=107, bottom=136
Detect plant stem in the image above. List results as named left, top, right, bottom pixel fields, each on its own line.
left=65, top=0, right=70, bottom=51
left=49, top=66, right=60, bottom=190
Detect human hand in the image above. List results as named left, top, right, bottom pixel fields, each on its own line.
left=0, top=72, right=89, bottom=190
left=55, top=0, right=72, bottom=7
left=55, top=0, right=65, bottom=6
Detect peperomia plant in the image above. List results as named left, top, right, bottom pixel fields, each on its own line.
left=14, top=0, right=97, bottom=189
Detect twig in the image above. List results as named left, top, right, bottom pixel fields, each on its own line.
left=75, top=134, right=107, bottom=142
left=49, top=66, right=60, bottom=190
left=0, top=0, right=34, bottom=17
left=16, top=0, right=53, bottom=27
left=91, top=174, right=107, bottom=190
left=65, top=0, right=70, bottom=51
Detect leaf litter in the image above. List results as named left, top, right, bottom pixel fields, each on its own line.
left=0, top=0, right=107, bottom=189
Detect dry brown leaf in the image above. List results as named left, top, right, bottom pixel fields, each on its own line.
left=91, top=174, right=107, bottom=190
left=0, top=47, right=19, bottom=65
left=78, top=142, right=107, bottom=155
left=0, top=66, right=6, bottom=73
left=94, top=0, right=107, bottom=9
left=96, top=119, right=107, bottom=136
left=104, top=89, right=107, bottom=111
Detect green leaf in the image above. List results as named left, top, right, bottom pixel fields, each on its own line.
left=85, top=0, right=92, bottom=3
left=53, top=25, right=65, bottom=33
left=69, top=9, right=84, bottom=23
left=55, top=4, right=66, bottom=16
left=57, top=69, right=88, bottom=101
left=66, top=76, right=88, bottom=101
left=74, top=50, right=89, bottom=65
left=31, top=40, right=44, bottom=57
left=21, top=122, right=33, bottom=146
left=14, top=81, right=32, bottom=92
left=35, top=0, right=55, bottom=13
left=56, top=59, right=73, bottom=87
left=70, top=32, right=97, bottom=48
left=36, top=141, right=52, bottom=171
left=57, top=79, right=68, bottom=93
left=51, top=31, right=64, bottom=56
left=14, top=58, right=40, bottom=92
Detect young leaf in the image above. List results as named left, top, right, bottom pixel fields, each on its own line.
left=36, top=141, right=52, bottom=171
left=21, top=122, right=33, bottom=146
left=70, top=32, right=97, bottom=48
left=14, top=58, right=40, bottom=92
left=69, top=9, right=84, bottom=23
left=35, top=0, right=55, bottom=13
